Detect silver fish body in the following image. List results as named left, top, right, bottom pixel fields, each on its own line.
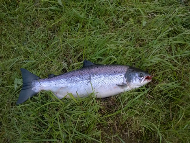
left=33, top=65, right=129, bottom=99
left=17, top=60, right=152, bottom=104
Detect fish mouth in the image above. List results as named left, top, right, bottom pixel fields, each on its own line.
left=144, top=76, right=152, bottom=81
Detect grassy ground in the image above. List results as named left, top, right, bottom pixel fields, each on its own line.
left=1, top=0, right=190, bottom=142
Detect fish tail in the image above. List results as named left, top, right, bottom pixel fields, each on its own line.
left=16, top=68, right=40, bottom=105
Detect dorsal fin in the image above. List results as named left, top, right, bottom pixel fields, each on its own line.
left=83, top=60, right=95, bottom=68
left=48, top=74, right=56, bottom=78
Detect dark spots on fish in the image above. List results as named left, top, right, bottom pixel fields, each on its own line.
left=55, top=65, right=128, bottom=83
left=87, top=75, right=92, bottom=83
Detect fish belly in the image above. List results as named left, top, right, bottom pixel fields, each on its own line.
left=33, top=74, right=128, bottom=99
left=48, top=83, right=126, bottom=99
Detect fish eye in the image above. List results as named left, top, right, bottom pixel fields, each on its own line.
left=139, top=72, right=144, bottom=78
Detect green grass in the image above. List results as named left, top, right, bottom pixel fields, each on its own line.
left=1, top=0, right=190, bottom=142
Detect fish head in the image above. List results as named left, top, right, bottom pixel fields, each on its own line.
left=125, top=67, right=152, bottom=89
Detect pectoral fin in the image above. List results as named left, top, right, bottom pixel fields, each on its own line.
left=117, top=83, right=128, bottom=87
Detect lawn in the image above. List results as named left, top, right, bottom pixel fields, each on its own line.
left=1, top=0, right=190, bottom=142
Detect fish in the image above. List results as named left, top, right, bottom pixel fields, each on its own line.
left=16, top=60, right=152, bottom=104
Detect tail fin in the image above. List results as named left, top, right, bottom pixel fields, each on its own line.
left=16, top=68, right=40, bottom=104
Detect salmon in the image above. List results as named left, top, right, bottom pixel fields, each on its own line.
left=16, top=60, right=152, bottom=104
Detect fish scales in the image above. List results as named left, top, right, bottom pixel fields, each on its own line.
left=33, top=65, right=129, bottom=98
left=16, top=60, right=152, bottom=104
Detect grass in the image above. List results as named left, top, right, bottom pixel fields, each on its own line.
left=1, top=0, right=190, bottom=142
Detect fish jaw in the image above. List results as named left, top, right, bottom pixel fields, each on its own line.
left=141, top=75, right=152, bottom=85
left=144, top=76, right=152, bottom=82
